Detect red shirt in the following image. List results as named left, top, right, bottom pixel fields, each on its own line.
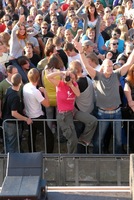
left=0, top=23, right=6, bottom=33
left=56, top=81, right=77, bottom=112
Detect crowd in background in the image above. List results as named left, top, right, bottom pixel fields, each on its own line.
left=0, top=0, right=134, bottom=154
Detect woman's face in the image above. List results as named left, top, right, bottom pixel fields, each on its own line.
left=120, top=16, right=126, bottom=24
left=88, top=6, right=95, bottom=14
left=87, top=30, right=95, bottom=40
left=60, top=27, right=65, bottom=35
left=19, top=25, right=26, bottom=36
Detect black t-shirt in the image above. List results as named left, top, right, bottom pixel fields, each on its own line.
left=57, top=49, right=68, bottom=69
left=106, top=50, right=119, bottom=63
left=41, top=31, right=54, bottom=44
left=30, top=53, right=41, bottom=67
left=77, top=77, right=88, bottom=93
left=44, top=13, right=65, bottom=25
left=2, top=87, right=22, bottom=120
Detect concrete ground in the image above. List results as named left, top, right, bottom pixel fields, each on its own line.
left=48, top=191, right=130, bottom=200
left=47, top=187, right=131, bottom=200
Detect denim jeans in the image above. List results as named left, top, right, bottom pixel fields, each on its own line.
left=4, top=122, right=19, bottom=153
left=45, top=106, right=56, bottom=130
left=93, top=108, right=122, bottom=154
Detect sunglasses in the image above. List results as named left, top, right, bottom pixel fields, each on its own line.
left=27, top=20, right=33, bottom=23
left=112, top=42, right=118, bottom=45
left=38, top=18, right=43, bottom=21
left=69, top=14, right=75, bottom=17
left=41, top=27, right=47, bottom=29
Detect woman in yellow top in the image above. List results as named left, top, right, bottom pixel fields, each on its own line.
left=42, top=54, right=65, bottom=133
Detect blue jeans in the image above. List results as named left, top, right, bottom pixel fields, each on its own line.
left=4, top=122, right=19, bottom=153
left=93, top=109, right=122, bottom=154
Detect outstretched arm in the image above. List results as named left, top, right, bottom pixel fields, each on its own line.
left=73, top=40, right=96, bottom=79
left=120, top=50, right=134, bottom=76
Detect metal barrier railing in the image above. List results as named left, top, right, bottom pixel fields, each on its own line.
left=1, top=119, right=134, bottom=155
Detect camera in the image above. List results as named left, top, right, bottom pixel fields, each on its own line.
left=65, top=75, right=71, bottom=82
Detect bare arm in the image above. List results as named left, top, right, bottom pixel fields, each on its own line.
left=38, top=87, right=50, bottom=107
left=124, top=82, right=134, bottom=111
left=12, top=111, right=32, bottom=125
left=120, top=50, right=134, bottom=76
left=68, top=82, right=80, bottom=97
left=47, top=71, right=62, bottom=86
left=73, top=40, right=96, bottom=79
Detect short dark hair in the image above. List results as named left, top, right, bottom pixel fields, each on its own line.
left=17, top=56, right=30, bottom=66
left=44, top=44, right=55, bottom=56
left=11, top=73, right=22, bottom=86
left=113, top=28, right=121, bottom=35
left=64, top=42, right=75, bottom=51
left=6, top=65, right=17, bottom=74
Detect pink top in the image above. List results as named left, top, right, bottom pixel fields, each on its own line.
left=56, top=81, right=77, bottom=112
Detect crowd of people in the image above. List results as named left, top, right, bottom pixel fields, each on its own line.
left=0, top=0, right=134, bottom=154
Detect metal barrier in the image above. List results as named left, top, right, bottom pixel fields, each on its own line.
left=1, top=118, right=134, bottom=155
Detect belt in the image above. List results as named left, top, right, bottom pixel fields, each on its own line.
left=98, top=107, right=121, bottom=114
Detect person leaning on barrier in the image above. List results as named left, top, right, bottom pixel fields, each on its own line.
left=73, top=40, right=134, bottom=154
left=69, top=60, right=98, bottom=153
left=47, top=70, right=80, bottom=153
left=23, top=68, right=54, bottom=153
left=2, top=73, right=32, bottom=153
left=0, top=65, right=18, bottom=143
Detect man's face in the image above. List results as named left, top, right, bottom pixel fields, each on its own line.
left=65, top=50, right=73, bottom=57
left=41, top=25, right=48, bottom=34
left=103, top=60, right=113, bottom=75
left=50, top=4, right=57, bottom=15
left=3, top=16, right=10, bottom=25
left=27, top=17, right=34, bottom=27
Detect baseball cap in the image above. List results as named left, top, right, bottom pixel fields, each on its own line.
left=82, top=40, right=94, bottom=47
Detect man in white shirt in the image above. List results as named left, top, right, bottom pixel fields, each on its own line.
left=23, top=68, right=54, bottom=152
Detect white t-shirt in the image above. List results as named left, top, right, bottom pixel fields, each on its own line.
left=68, top=54, right=87, bottom=76
left=23, top=82, right=44, bottom=118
